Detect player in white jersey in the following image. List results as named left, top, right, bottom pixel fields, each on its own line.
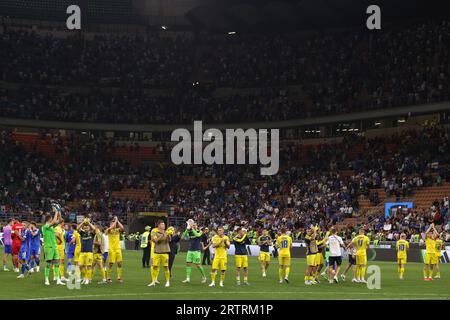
left=326, top=227, right=345, bottom=283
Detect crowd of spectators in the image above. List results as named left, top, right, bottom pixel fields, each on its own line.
left=0, top=18, right=449, bottom=123
left=0, top=125, right=449, bottom=239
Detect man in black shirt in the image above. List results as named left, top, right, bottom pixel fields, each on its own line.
left=233, top=227, right=251, bottom=285
left=201, top=227, right=211, bottom=265
left=168, top=226, right=181, bottom=277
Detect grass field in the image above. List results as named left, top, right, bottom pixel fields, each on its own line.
left=0, top=250, right=449, bottom=300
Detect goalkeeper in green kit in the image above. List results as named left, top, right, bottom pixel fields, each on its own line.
left=181, top=219, right=207, bottom=284
left=42, top=204, right=65, bottom=286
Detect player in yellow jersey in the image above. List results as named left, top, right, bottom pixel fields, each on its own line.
left=70, top=225, right=82, bottom=282
left=149, top=226, right=161, bottom=284
left=209, top=226, right=230, bottom=287
left=351, top=228, right=370, bottom=283
left=105, top=216, right=124, bottom=283
left=434, top=233, right=444, bottom=279
left=396, top=233, right=409, bottom=279
left=148, top=220, right=171, bottom=287
left=423, top=224, right=439, bottom=281
left=92, top=224, right=107, bottom=284
left=54, top=221, right=66, bottom=281
left=275, top=228, right=292, bottom=284
left=257, top=229, right=272, bottom=277
left=314, top=227, right=328, bottom=283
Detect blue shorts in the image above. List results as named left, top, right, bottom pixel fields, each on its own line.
left=102, top=252, right=108, bottom=261
left=4, top=245, right=12, bottom=254
left=19, top=249, right=30, bottom=262
left=67, top=251, right=75, bottom=259
left=30, top=247, right=41, bottom=257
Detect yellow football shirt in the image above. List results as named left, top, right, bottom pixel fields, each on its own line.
left=425, top=238, right=436, bottom=255
left=352, top=235, right=370, bottom=256
left=276, top=235, right=292, bottom=257
left=212, top=235, right=229, bottom=259
left=435, top=239, right=443, bottom=255
left=55, top=226, right=65, bottom=250
left=108, top=228, right=122, bottom=250
left=73, top=230, right=81, bottom=251
left=396, top=239, right=409, bottom=258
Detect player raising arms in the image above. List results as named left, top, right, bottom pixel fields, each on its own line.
left=148, top=220, right=171, bottom=287
left=29, top=222, right=41, bottom=273
left=42, top=208, right=65, bottom=286
left=233, top=227, right=251, bottom=286
left=276, top=228, right=292, bottom=284
left=396, top=233, right=409, bottom=280
left=257, top=229, right=272, bottom=277
left=181, top=220, right=207, bottom=284
left=209, top=226, right=230, bottom=287
left=77, top=218, right=96, bottom=285
left=54, top=221, right=66, bottom=281
left=351, top=228, right=370, bottom=283
left=106, top=216, right=124, bottom=283
left=423, top=223, right=439, bottom=281
left=92, top=224, right=107, bottom=284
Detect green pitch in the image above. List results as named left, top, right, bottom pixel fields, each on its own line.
left=0, top=250, right=449, bottom=300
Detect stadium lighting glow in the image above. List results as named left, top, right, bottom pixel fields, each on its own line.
left=228, top=31, right=236, bottom=35
left=161, top=25, right=167, bottom=30
left=375, top=122, right=381, bottom=126
left=398, top=119, right=406, bottom=123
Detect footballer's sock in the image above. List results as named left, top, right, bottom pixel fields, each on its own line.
left=67, top=261, right=72, bottom=273
left=243, top=276, right=248, bottom=283
left=35, top=258, right=40, bottom=267
left=285, top=267, right=290, bottom=279
left=30, top=260, right=35, bottom=269
left=75, top=265, right=81, bottom=280
left=211, top=271, right=217, bottom=283
left=278, top=268, right=284, bottom=281
left=45, top=265, right=50, bottom=281
left=60, top=264, right=65, bottom=277
left=236, top=275, right=240, bottom=282
left=361, top=266, right=366, bottom=279
left=54, top=264, right=61, bottom=280
left=429, top=269, right=433, bottom=278
left=107, top=266, right=112, bottom=279
left=152, top=267, right=160, bottom=282
left=117, top=266, right=123, bottom=279
left=186, top=266, right=192, bottom=280
left=198, top=266, right=206, bottom=278
left=309, top=276, right=313, bottom=281
left=220, top=273, right=225, bottom=283
left=165, top=269, right=170, bottom=282
left=13, top=256, right=19, bottom=269
left=423, top=268, right=428, bottom=278
left=88, top=268, right=93, bottom=280
left=100, top=267, right=106, bottom=280
left=356, top=267, right=361, bottom=279
left=400, top=268, right=405, bottom=277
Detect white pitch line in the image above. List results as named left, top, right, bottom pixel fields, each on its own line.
left=27, top=291, right=449, bottom=300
